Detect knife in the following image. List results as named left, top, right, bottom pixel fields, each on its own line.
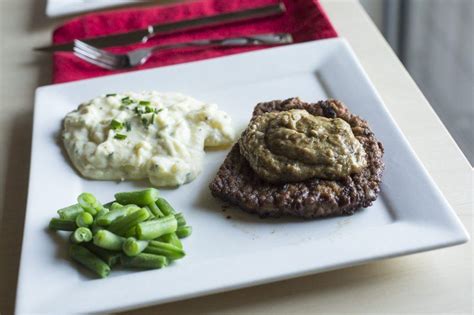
left=35, top=2, right=286, bottom=52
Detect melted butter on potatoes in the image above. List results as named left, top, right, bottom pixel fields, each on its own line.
left=62, top=91, right=234, bottom=187
left=239, top=109, right=367, bottom=183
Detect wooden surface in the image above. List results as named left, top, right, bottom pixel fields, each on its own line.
left=0, top=0, right=471, bottom=314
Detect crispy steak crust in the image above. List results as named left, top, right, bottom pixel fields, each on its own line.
left=209, top=98, right=384, bottom=219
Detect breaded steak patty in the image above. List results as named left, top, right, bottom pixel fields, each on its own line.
left=209, top=98, right=384, bottom=219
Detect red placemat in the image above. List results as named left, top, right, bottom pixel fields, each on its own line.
left=52, top=0, right=337, bottom=84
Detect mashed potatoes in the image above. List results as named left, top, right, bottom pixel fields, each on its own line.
left=62, top=91, right=234, bottom=187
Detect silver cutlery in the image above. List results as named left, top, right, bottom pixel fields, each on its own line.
left=35, top=3, right=286, bottom=52
left=73, top=33, right=293, bottom=70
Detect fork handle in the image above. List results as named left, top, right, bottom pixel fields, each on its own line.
left=149, top=33, right=293, bottom=52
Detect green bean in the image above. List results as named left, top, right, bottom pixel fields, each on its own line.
left=102, top=201, right=114, bottom=209
left=108, top=208, right=150, bottom=236
left=120, top=253, right=168, bottom=269
left=110, top=202, right=123, bottom=211
left=155, top=198, right=176, bottom=216
left=93, top=230, right=125, bottom=251
left=75, top=212, right=94, bottom=227
left=57, top=204, right=83, bottom=220
left=96, top=207, right=110, bottom=218
left=144, top=206, right=156, bottom=219
left=69, top=244, right=110, bottom=278
left=83, top=243, right=121, bottom=267
left=70, top=227, right=93, bottom=244
left=157, top=233, right=183, bottom=249
left=115, top=188, right=160, bottom=207
left=147, top=202, right=164, bottom=217
left=125, top=226, right=137, bottom=238
left=123, top=237, right=149, bottom=256
left=176, top=226, right=192, bottom=239
left=174, top=213, right=186, bottom=227
left=96, top=204, right=140, bottom=226
left=136, top=215, right=177, bottom=240
left=145, top=240, right=185, bottom=260
left=77, top=192, right=101, bottom=216
left=90, top=223, right=103, bottom=234
left=49, top=218, right=76, bottom=231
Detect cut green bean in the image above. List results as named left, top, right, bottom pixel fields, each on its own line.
left=49, top=218, right=76, bottom=231
left=77, top=193, right=101, bottom=216
left=120, top=253, right=168, bottom=269
left=157, top=233, right=183, bottom=249
left=108, top=208, right=150, bottom=236
left=69, top=244, right=110, bottom=278
left=123, top=237, right=149, bottom=256
left=115, top=188, right=160, bottom=207
left=84, top=243, right=121, bottom=267
left=70, top=227, right=93, bottom=244
left=144, top=206, right=156, bottom=219
left=96, top=204, right=140, bottom=226
left=75, top=212, right=94, bottom=227
left=93, top=230, right=125, bottom=251
left=90, top=223, right=103, bottom=234
left=147, top=202, right=163, bottom=217
left=125, top=226, right=137, bottom=238
left=57, top=204, right=83, bottom=220
left=174, top=213, right=186, bottom=227
left=96, top=207, right=110, bottom=219
left=155, top=198, right=176, bottom=216
left=110, top=202, right=124, bottom=211
left=145, top=240, right=185, bottom=260
left=176, top=226, right=192, bottom=239
left=50, top=190, right=192, bottom=278
left=102, top=201, right=114, bottom=209
left=136, top=215, right=177, bottom=240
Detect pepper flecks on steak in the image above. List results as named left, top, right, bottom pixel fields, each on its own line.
left=209, top=98, right=384, bottom=219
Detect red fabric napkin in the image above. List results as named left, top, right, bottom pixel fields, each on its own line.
left=52, top=0, right=337, bottom=84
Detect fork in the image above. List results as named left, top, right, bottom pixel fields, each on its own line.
left=73, top=33, right=293, bottom=70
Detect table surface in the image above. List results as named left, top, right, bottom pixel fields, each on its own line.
left=0, top=0, right=472, bottom=314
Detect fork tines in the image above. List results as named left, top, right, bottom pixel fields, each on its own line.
left=73, top=40, right=123, bottom=70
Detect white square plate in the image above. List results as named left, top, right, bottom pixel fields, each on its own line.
left=16, top=38, right=469, bottom=313
left=46, top=0, right=138, bottom=17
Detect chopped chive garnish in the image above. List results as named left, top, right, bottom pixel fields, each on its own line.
left=145, top=106, right=154, bottom=113
left=154, top=108, right=163, bottom=114
left=151, top=113, right=155, bottom=125
left=142, top=118, right=149, bottom=129
left=114, top=134, right=127, bottom=140
left=125, top=121, right=132, bottom=132
left=106, top=93, right=117, bottom=97
left=139, top=101, right=151, bottom=106
left=110, top=119, right=123, bottom=130
left=121, top=97, right=133, bottom=105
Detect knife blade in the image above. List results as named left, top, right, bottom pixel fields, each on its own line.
left=35, top=2, right=286, bottom=52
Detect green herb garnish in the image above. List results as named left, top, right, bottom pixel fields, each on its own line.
left=144, top=106, right=154, bottom=113
left=106, top=93, right=117, bottom=97
left=142, top=117, right=149, bottom=129
left=114, top=134, right=127, bottom=140
left=125, top=121, right=132, bottom=132
left=139, top=100, right=151, bottom=106
left=110, top=119, right=123, bottom=130
left=121, top=97, right=133, bottom=106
